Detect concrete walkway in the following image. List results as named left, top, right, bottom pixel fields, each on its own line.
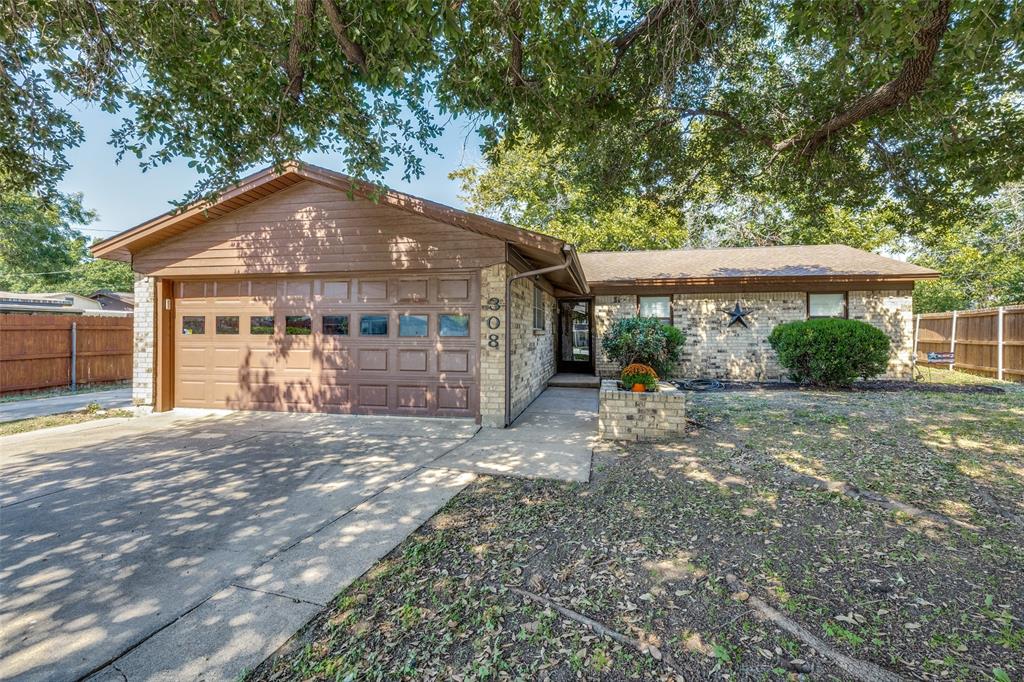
left=430, top=387, right=597, bottom=482
left=0, top=387, right=132, bottom=423
left=1, top=410, right=477, bottom=682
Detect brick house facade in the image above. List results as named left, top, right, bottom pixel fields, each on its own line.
left=101, top=162, right=938, bottom=426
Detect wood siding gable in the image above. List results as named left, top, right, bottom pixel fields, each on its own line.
left=132, top=181, right=507, bottom=277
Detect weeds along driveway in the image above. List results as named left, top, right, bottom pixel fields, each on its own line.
left=0, top=410, right=478, bottom=682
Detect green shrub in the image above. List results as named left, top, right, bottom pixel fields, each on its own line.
left=767, top=318, right=891, bottom=387
left=601, top=317, right=685, bottom=377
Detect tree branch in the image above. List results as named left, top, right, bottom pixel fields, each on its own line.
left=611, top=0, right=685, bottom=56
left=774, top=0, right=951, bottom=156
left=285, top=0, right=316, bottom=101
left=506, top=0, right=525, bottom=86
left=320, top=0, right=366, bottom=74
left=660, top=106, right=773, bottom=144
left=206, top=0, right=226, bottom=25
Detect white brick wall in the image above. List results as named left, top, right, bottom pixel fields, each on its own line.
left=594, top=289, right=915, bottom=381
left=509, top=277, right=556, bottom=421
left=594, top=294, right=637, bottom=377
left=479, top=264, right=508, bottom=427
left=671, top=292, right=806, bottom=381
left=849, top=289, right=914, bottom=378
left=133, top=274, right=155, bottom=406
left=598, top=380, right=686, bottom=441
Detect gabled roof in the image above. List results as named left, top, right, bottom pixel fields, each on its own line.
left=90, top=161, right=589, bottom=293
left=90, top=290, right=135, bottom=304
left=579, top=244, right=939, bottom=287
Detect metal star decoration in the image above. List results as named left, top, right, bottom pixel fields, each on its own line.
left=725, top=301, right=754, bottom=328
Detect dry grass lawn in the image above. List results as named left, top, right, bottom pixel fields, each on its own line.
left=253, top=373, right=1023, bottom=681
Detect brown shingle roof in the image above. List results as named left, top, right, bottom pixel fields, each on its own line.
left=579, top=244, right=938, bottom=285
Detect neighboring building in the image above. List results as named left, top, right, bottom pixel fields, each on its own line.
left=0, top=291, right=121, bottom=316
left=89, top=290, right=135, bottom=311
left=91, top=162, right=938, bottom=426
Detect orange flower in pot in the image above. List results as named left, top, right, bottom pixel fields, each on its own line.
left=621, top=363, right=658, bottom=392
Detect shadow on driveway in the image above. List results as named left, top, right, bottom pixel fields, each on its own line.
left=1, top=410, right=477, bottom=681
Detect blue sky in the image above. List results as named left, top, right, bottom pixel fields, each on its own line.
left=58, top=103, right=484, bottom=241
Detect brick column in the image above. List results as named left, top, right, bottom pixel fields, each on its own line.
left=479, top=264, right=508, bottom=427
left=133, top=274, right=155, bottom=407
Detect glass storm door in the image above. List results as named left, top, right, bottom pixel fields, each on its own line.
left=558, top=299, right=593, bottom=373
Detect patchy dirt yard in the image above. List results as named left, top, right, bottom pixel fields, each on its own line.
left=253, top=378, right=1022, bottom=681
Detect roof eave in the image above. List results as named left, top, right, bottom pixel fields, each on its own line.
left=91, top=161, right=569, bottom=264
left=587, top=272, right=940, bottom=290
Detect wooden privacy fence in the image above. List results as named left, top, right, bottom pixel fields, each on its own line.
left=915, top=305, right=1024, bottom=382
left=0, top=315, right=133, bottom=394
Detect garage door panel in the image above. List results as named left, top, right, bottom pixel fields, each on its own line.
left=397, top=278, right=428, bottom=302
left=438, top=350, right=470, bottom=374
left=320, top=348, right=352, bottom=370
left=397, top=385, right=429, bottom=409
left=357, top=384, right=389, bottom=408
left=321, top=384, right=352, bottom=407
left=213, top=347, right=240, bottom=369
left=177, top=380, right=208, bottom=403
left=214, top=280, right=245, bottom=299
left=357, top=279, right=388, bottom=303
left=282, top=349, right=313, bottom=370
left=438, top=277, right=471, bottom=302
left=174, top=273, right=478, bottom=417
left=437, top=385, right=470, bottom=410
left=321, top=280, right=351, bottom=301
left=357, top=349, right=388, bottom=371
left=398, top=349, right=429, bottom=372
left=178, top=346, right=209, bottom=370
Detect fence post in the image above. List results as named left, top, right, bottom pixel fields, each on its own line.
left=70, top=321, right=78, bottom=392
left=997, top=306, right=1004, bottom=381
left=913, top=314, right=920, bottom=364
left=948, top=310, right=957, bottom=371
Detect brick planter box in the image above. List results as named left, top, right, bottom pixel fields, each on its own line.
left=598, top=379, right=686, bottom=441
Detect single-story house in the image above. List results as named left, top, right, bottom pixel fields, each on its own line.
left=91, top=162, right=938, bottom=427
left=0, top=291, right=131, bottom=316
left=89, top=289, right=136, bottom=311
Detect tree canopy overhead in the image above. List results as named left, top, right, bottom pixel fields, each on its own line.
left=3, top=0, right=1022, bottom=221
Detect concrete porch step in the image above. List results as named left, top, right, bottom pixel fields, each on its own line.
left=547, top=373, right=601, bottom=388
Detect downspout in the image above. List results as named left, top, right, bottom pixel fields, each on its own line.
left=504, top=244, right=574, bottom=427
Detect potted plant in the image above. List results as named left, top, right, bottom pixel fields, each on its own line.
left=621, top=363, right=658, bottom=392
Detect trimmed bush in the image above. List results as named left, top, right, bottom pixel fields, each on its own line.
left=621, top=363, right=658, bottom=390
left=602, top=317, right=685, bottom=377
left=767, top=318, right=891, bottom=387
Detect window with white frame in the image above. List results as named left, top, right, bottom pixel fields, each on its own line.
left=532, top=284, right=546, bottom=330
left=807, top=292, right=847, bottom=318
left=639, top=295, right=671, bottom=323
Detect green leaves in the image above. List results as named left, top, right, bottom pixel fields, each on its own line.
left=767, top=319, right=892, bottom=387
left=2, top=0, right=1022, bottom=222
left=602, top=317, right=685, bottom=377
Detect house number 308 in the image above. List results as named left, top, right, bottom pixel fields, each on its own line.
left=484, top=297, right=502, bottom=347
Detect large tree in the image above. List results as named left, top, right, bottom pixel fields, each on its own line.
left=3, top=0, right=1022, bottom=222
left=0, top=187, right=133, bottom=294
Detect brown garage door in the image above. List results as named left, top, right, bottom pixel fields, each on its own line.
left=172, top=273, right=479, bottom=417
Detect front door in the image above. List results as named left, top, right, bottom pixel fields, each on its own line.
left=557, top=299, right=594, bottom=373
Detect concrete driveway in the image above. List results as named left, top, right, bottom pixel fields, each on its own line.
left=0, top=388, right=133, bottom=424
left=0, top=410, right=478, bottom=682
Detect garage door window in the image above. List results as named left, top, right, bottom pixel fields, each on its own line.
left=285, top=315, right=312, bottom=335
left=439, top=314, right=470, bottom=337
left=322, top=315, right=349, bottom=335
left=399, top=314, right=428, bottom=337
left=360, top=315, right=389, bottom=336
left=182, top=316, right=205, bottom=335
left=216, top=316, right=239, bottom=334
left=250, top=316, right=274, bottom=335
